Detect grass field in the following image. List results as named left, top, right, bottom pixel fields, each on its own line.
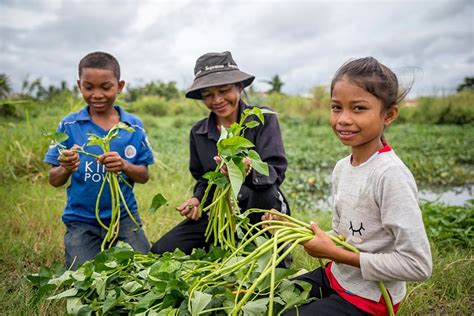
left=1, top=111, right=473, bottom=314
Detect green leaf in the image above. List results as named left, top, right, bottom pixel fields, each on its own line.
left=190, top=248, right=207, bottom=260
left=248, top=150, right=269, bottom=176
left=149, top=193, right=168, bottom=212
left=251, top=107, right=264, bottom=124
left=220, top=136, right=255, bottom=149
left=123, top=280, right=142, bottom=293
left=71, top=268, right=87, bottom=282
left=229, top=122, right=244, bottom=136
left=258, top=268, right=298, bottom=290
left=136, top=290, right=163, bottom=310
left=86, top=134, right=105, bottom=148
left=245, top=120, right=260, bottom=129
left=104, top=261, right=118, bottom=268
left=277, top=280, right=313, bottom=313
left=226, top=159, right=244, bottom=199
left=110, top=247, right=135, bottom=262
left=92, top=275, right=107, bottom=300
left=114, top=122, right=135, bottom=133
left=242, top=297, right=269, bottom=315
left=66, top=297, right=91, bottom=315
left=217, top=125, right=228, bottom=142
left=203, top=171, right=229, bottom=188
left=47, top=270, right=73, bottom=286
left=156, top=307, right=179, bottom=316
left=218, top=136, right=255, bottom=156
left=43, top=131, right=69, bottom=144
left=48, top=288, right=78, bottom=300
left=190, top=291, right=212, bottom=316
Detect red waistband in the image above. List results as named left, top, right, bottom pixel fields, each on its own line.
left=325, top=262, right=399, bottom=315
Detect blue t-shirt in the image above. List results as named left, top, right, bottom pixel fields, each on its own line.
left=44, top=105, right=155, bottom=225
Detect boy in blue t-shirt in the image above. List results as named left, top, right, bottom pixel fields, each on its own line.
left=44, top=51, right=154, bottom=269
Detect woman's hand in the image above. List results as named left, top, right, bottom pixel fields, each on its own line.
left=176, top=197, right=200, bottom=221
left=214, top=155, right=252, bottom=176
left=58, top=146, right=80, bottom=173
left=260, top=209, right=288, bottom=233
left=98, top=151, right=129, bottom=173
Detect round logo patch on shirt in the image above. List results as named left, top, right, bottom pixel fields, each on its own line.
left=124, top=145, right=137, bottom=159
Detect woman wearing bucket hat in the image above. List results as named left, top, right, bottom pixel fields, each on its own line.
left=151, top=51, right=291, bottom=257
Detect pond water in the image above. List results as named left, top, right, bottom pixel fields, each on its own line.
left=419, top=184, right=473, bottom=206
left=308, top=184, right=473, bottom=212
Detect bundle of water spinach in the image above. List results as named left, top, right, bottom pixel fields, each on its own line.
left=199, top=107, right=275, bottom=250
left=191, top=208, right=394, bottom=316
left=44, top=122, right=138, bottom=251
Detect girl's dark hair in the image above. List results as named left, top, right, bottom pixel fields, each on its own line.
left=78, top=51, right=121, bottom=80
left=330, top=57, right=410, bottom=109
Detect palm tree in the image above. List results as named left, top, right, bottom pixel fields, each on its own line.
left=0, top=73, right=12, bottom=99
left=263, top=74, right=284, bottom=94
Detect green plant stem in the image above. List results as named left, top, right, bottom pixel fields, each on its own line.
left=95, top=172, right=110, bottom=231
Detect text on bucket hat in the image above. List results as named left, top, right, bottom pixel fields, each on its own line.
left=185, top=51, right=255, bottom=100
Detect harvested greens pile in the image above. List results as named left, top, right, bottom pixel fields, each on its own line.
left=28, top=243, right=312, bottom=315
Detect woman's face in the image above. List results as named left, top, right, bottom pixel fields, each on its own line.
left=201, top=84, right=241, bottom=122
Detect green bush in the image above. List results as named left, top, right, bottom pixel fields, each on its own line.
left=128, top=95, right=170, bottom=116
left=399, top=90, right=474, bottom=125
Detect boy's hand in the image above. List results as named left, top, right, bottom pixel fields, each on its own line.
left=98, top=151, right=128, bottom=173
left=214, top=156, right=252, bottom=176
left=303, top=223, right=338, bottom=259
left=58, top=147, right=80, bottom=173
left=176, top=197, right=200, bottom=220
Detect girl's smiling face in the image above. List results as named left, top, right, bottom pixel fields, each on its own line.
left=330, top=76, right=398, bottom=164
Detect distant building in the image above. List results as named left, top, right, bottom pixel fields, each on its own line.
left=404, top=99, right=418, bottom=107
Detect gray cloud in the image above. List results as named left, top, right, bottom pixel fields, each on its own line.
left=1, top=0, right=472, bottom=97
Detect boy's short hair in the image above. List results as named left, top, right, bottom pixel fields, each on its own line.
left=78, top=51, right=121, bottom=80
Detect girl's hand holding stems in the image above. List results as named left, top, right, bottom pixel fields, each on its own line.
left=261, top=210, right=360, bottom=268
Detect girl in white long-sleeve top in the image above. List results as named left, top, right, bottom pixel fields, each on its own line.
left=281, top=57, right=432, bottom=315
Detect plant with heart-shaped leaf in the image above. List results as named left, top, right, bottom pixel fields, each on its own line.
left=199, top=107, right=275, bottom=250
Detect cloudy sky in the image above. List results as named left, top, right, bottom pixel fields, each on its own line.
left=1, top=0, right=473, bottom=97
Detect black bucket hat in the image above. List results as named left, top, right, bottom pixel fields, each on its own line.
left=185, top=51, right=255, bottom=100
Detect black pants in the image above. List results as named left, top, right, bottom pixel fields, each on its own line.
left=151, top=185, right=290, bottom=256
left=284, top=267, right=370, bottom=316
